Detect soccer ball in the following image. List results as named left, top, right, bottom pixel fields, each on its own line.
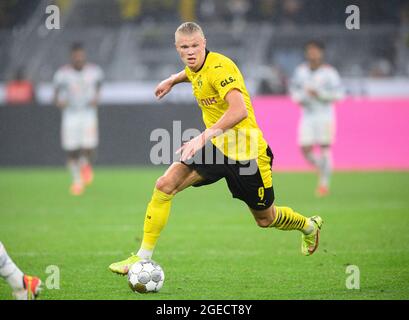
left=127, top=259, right=165, bottom=293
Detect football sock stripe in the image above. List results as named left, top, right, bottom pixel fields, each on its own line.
left=270, top=206, right=308, bottom=231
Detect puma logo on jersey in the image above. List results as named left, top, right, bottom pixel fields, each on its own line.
left=214, top=63, right=222, bottom=69
left=220, top=76, right=236, bottom=87
left=147, top=215, right=152, bottom=219
left=200, top=97, right=217, bottom=106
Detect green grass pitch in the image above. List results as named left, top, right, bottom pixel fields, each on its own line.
left=1, top=168, right=408, bottom=300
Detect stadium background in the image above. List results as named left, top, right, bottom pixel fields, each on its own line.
left=1, top=0, right=409, bottom=169
left=1, top=0, right=409, bottom=300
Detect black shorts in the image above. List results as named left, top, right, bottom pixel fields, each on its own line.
left=181, top=142, right=275, bottom=210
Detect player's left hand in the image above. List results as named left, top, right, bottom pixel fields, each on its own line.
left=176, top=132, right=207, bottom=162
left=307, top=88, right=319, bottom=98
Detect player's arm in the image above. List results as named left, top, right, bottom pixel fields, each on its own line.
left=177, top=89, right=248, bottom=161
left=289, top=68, right=311, bottom=106
left=90, top=67, right=104, bottom=108
left=53, top=85, right=66, bottom=109
left=90, top=80, right=103, bottom=108
left=205, top=89, right=248, bottom=138
left=155, top=70, right=188, bottom=99
left=53, top=70, right=66, bottom=109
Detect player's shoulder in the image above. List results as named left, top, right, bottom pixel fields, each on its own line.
left=56, top=64, right=72, bottom=73
left=320, top=64, right=340, bottom=76
left=321, top=63, right=338, bottom=72
left=207, top=51, right=237, bottom=70
left=54, top=64, right=72, bottom=79
left=85, top=63, right=102, bottom=72
left=294, top=63, right=309, bottom=74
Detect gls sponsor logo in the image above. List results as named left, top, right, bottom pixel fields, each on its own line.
left=221, top=77, right=236, bottom=87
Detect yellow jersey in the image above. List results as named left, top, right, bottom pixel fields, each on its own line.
left=185, top=51, right=268, bottom=161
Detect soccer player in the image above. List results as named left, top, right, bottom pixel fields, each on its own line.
left=0, top=241, right=41, bottom=300
left=109, top=22, right=323, bottom=274
left=53, top=43, right=104, bottom=196
left=289, top=40, right=344, bottom=197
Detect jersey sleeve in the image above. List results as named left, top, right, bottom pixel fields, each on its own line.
left=53, top=69, right=65, bottom=90
left=209, top=59, right=243, bottom=100
left=95, top=65, right=104, bottom=86
left=289, top=66, right=310, bottom=105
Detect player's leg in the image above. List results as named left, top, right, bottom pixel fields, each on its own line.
left=137, top=162, right=204, bottom=258
left=79, top=112, right=98, bottom=185
left=0, top=242, right=41, bottom=300
left=67, top=150, right=84, bottom=195
left=109, top=162, right=205, bottom=274
left=79, top=148, right=95, bottom=185
left=301, top=145, right=320, bottom=168
left=299, top=115, right=320, bottom=168
left=302, top=143, right=331, bottom=196
left=62, top=114, right=84, bottom=195
left=230, top=147, right=323, bottom=255
left=250, top=205, right=323, bottom=256
left=299, top=115, right=326, bottom=195
left=315, top=116, right=335, bottom=196
left=247, top=179, right=313, bottom=235
left=0, top=242, right=24, bottom=292
left=316, top=144, right=331, bottom=196
left=251, top=205, right=312, bottom=235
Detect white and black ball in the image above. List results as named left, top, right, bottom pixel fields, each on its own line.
left=127, top=260, right=165, bottom=293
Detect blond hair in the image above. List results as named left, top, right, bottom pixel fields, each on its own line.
left=175, top=22, right=204, bottom=37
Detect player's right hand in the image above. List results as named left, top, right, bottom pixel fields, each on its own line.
left=306, top=88, right=319, bottom=98
left=155, top=77, right=174, bottom=100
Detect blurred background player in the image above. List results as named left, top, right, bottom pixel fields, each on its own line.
left=53, top=43, right=104, bottom=196
left=289, top=40, right=343, bottom=197
left=0, top=241, right=41, bottom=300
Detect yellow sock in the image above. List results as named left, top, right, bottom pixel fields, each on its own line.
left=140, top=188, right=173, bottom=251
left=269, top=206, right=310, bottom=233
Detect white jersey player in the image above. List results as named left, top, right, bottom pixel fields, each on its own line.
left=53, top=43, right=104, bottom=195
left=290, top=40, right=344, bottom=197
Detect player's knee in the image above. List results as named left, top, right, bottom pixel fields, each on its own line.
left=155, top=176, right=176, bottom=195
left=67, top=150, right=80, bottom=160
left=255, top=217, right=273, bottom=228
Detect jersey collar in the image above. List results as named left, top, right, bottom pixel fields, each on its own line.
left=193, top=49, right=210, bottom=73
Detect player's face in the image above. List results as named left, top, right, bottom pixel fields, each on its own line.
left=175, top=32, right=207, bottom=71
left=71, top=49, right=86, bottom=70
left=305, top=45, right=323, bottom=66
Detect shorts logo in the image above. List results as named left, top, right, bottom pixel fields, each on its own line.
left=200, top=97, right=217, bottom=106
left=220, top=76, right=236, bottom=87
left=257, top=201, right=267, bottom=207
